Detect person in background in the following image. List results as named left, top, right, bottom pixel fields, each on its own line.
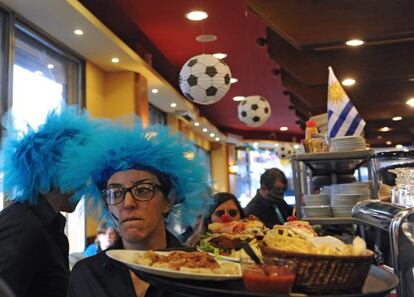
left=208, top=192, right=244, bottom=224
left=62, top=119, right=210, bottom=297
left=244, top=168, right=293, bottom=228
left=83, top=222, right=117, bottom=257
left=0, top=106, right=106, bottom=297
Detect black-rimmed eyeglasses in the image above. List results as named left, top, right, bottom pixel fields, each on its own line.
left=102, top=182, right=164, bottom=205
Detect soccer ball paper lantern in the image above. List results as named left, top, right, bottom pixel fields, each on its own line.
left=238, top=96, right=271, bottom=127
left=276, top=143, right=294, bottom=160
left=179, top=54, right=231, bottom=105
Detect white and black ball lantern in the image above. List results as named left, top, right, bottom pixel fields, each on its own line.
left=276, top=143, right=294, bottom=160
left=237, top=95, right=271, bottom=127
left=179, top=54, right=231, bottom=105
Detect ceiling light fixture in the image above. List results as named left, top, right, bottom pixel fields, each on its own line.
left=406, top=98, right=414, bottom=107
left=280, top=126, right=288, bottom=131
left=213, top=53, right=227, bottom=59
left=47, top=64, right=54, bottom=69
left=379, top=127, right=391, bottom=132
left=233, top=96, right=245, bottom=101
left=376, top=135, right=383, bottom=140
left=196, top=34, right=217, bottom=43
left=346, top=39, right=364, bottom=46
left=73, top=29, right=84, bottom=36
left=170, top=103, right=177, bottom=108
left=202, top=128, right=208, bottom=133
left=392, top=116, right=402, bottom=121
left=185, top=10, right=208, bottom=21
left=209, top=133, right=215, bottom=137
left=230, top=78, right=238, bottom=84
left=341, top=78, right=356, bottom=86
left=151, top=88, right=159, bottom=94
left=111, top=57, right=120, bottom=63
left=386, top=141, right=392, bottom=145
left=215, top=137, right=220, bottom=142
left=194, top=122, right=200, bottom=127
left=395, top=144, right=403, bottom=149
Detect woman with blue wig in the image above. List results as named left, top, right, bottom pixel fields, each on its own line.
left=0, top=106, right=106, bottom=297
left=64, top=119, right=211, bottom=297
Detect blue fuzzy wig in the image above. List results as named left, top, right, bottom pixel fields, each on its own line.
left=0, top=105, right=107, bottom=205
left=58, top=118, right=212, bottom=229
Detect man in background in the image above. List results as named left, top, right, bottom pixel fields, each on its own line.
left=244, top=168, right=293, bottom=228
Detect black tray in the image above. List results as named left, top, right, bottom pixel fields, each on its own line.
left=135, top=265, right=398, bottom=297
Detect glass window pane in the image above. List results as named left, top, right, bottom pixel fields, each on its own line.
left=149, top=103, right=167, bottom=125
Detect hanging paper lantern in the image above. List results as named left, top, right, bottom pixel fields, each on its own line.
left=179, top=54, right=231, bottom=105
left=276, top=143, right=294, bottom=160
left=238, top=95, right=271, bottom=127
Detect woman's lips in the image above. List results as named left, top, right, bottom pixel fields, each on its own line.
left=120, top=217, right=143, bottom=224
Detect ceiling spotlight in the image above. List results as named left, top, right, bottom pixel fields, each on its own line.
left=386, top=141, right=392, bottom=145
left=280, top=126, right=288, bottom=131
left=196, top=34, right=217, bottom=43
left=202, top=128, right=208, bottom=133
left=346, top=39, right=364, bottom=46
left=379, top=127, right=391, bottom=132
left=215, top=137, right=220, bottom=141
left=274, top=143, right=279, bottom=147
left=376, top=135, right=383, bottom=140
left=293, top=144, right=300, bottom=149
left=213, top=53, right=227, bottom=59
left=233, top=96, right=245, bottom=101
left=194, top=122, right=200, bottom=127
left=395, top=144, right=403, bottom=149
left=111, top=57, right=120, bottom=63
left=74, top=29, right=84, bottom=36
left=47, top=64, right=54, bottom=69
left=170, top=102, right=177, bottom=108
left=209, top=133, right=215, bottom=137
left=185, top=10, right=208, bottom=21
left=341, top=78, right=356, bottom=86
left=406, top=98, right=414, bottom=107
left=230, top=78, right=238, bottom=84
left=392, top=116, right=402, bottom=121
left=151, top=88, right=159, bottom=94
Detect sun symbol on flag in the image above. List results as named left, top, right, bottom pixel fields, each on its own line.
left=328, top=81, right=346, bottom=105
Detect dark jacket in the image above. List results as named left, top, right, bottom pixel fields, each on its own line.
left=0, top=199, right=69, bottom=297
left=244, top=191, right=292, bottom=228
left=67, top=231, right=182, bottom=297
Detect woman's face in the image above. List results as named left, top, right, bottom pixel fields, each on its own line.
left=98, top=227, right=117, bottom=250
left=210, top=199, right=241, bottom=223
left=106, top=169, right=171, bottom=246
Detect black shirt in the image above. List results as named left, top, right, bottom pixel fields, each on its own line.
left=244, top=191, right=292, bottom=228
left=0, top=199, right=69, bottom=297
left=67, top=231, right=182, bottom=297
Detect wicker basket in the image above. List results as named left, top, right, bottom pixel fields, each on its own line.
left=261, top=244, right=374, bottom=294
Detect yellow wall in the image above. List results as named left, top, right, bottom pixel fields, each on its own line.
left=210, top=143, right=229, bottom=192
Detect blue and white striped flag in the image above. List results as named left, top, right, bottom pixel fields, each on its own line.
left=327, top=67, right=365, bottom=139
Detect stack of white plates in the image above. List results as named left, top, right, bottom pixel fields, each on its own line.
left=329, top=136, right=367, bottom=152
left=330, top=182, right=372, bottom=217
left=302, top=205, right=333, bottom=218
left=304, top=194, right=330, bottom=206
left=331, top=182, right=371, bottom=196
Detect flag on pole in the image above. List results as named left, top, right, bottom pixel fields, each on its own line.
left=327, top=67, right=365, bottom=139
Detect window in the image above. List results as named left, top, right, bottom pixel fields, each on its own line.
left=149, top=103, right=166, bottom=125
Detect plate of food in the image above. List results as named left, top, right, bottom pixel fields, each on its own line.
left=106, top=249, right=241, bottom=281
left=197, top=215, right=266, bottom=262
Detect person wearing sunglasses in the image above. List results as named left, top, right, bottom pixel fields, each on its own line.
left=62, top=120, right=210, bottom=297
left=209, top=192, right=244, bottom=224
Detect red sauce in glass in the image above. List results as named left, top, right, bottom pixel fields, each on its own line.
left=242, top=265, right=295, bottom=294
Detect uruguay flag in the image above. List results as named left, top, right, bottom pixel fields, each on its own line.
left=327, top=67, right=365, bottom=139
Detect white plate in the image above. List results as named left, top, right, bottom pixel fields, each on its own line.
left=106, top=249, right=241, bottom=281
left=196, top=246, right=240, bottom=262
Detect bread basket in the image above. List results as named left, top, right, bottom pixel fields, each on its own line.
left=261, top=244, right=374, bottom=294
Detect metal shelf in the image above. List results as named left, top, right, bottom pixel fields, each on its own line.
left=302, top=217, right=370, bottom=225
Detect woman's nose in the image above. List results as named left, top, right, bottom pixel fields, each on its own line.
left=123, top=191, right=137, bottom=208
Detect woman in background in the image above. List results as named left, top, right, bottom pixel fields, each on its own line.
left=83, top=222, right=117, bottom=257
left=208, top=192, right=244, bottom=223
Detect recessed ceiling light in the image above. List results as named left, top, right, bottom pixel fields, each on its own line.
left=111, top=57, right=120, bottom=63
left=386, top=141, right=392, bottom=145
left=233, top=96, right=245, bottom=101
left=151, top=88, right=159, bottom=94
left=185, top=10, right=208, bottom=21
left=293, top=144, right=300, bottom=149
left=215, top=137, right=220, bottom=141
left=280, top=126, right=288, bottom=131
left=213, top=53, right=227, bottom=59
left=74, top=29, right=84, bottom=36
left=230, top=78, right=238, bottom=84
left=346, top=39, right=364, bottom=46
left=170, top=102, right=177, bottom=108
left=196, top=34, right=217, bottom=43
left=47, top=64, right=54, bottom=69
left=379, top=127, right=391, bottom=132
left=395, top=144, right=403, bottom=149
left=376, top=135, right=383, bottom=140
left=194, top=122, right=200, bottom=127
left=274, top=143, right=279, bottom=147
left=209, top=133, right=215, bottom=137
left=202, top=128, right=208, bottom=133
left=392, top=116, right=402, bottom=121
left=406, top=98, right=414, bottom=107
left=341, top=78, right=356, bottom=86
